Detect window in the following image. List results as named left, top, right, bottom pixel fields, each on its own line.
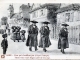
left=70, top=12, right=74, bottom=22
left=40, top=10, right=44, bottom=16
left=33, top=12, right=36, bottom=18
left=65, top=13, right=70, bottom=22
left=36, top=11, right=38, bottom=17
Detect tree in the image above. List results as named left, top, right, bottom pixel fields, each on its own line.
left=47, top=7, right=58, bottom=24
left=1, top=17, right=8, bottom=25
left=46, top=3, right=61, bottom=24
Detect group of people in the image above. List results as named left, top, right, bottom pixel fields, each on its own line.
left=1, top=20, right=69, bottom=54
left=26, top=21, right=51, bottom=52
left=26, top=20, right=69, bottom=53
left=11, top=26, right=26, bottom=42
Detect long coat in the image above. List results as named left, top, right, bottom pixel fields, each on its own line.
left=39, top=26, right=51, bottom=48
left=16, top=28, right=21, bottom=40
left=58, top=28, right=69, bottom=49
left=26, top=24, right=38, bottom=47
left=1, top=39, right=8, bottom=49
left=16, top=31, right=21, bottom=40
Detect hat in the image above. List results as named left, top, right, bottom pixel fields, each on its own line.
left=30, top=20, right=38, bottom=23
left=11, top=26, right=16, bottom=29
left=42, top=21, right=50, bottom=24
left=61, top=23, right=69, bottom=26
left=2, top=34, right=7, bottom=38
left=20, top=30, right=26, bottom=33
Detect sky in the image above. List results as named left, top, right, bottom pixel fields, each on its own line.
left=0, top=3, right=29, bottom=19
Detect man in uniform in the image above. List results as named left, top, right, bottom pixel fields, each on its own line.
left=26, top=20, right=38, bottom=51
left=1, top=34, right=8, bottom=54
left=58, top=23, right=69, bottom=54
left=39, top=21, right=51, bottom=52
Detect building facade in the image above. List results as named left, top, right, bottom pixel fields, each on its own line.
left=30, top=3, right=60, bottom=38
left=56, top=4, right=80, bottom=44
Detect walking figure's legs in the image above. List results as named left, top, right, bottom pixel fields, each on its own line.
left=43, top=40, right=47, bottom=52
left=34, top=41, right=38, bottom=51
left=61, top=42, right=65, bottom=54
left=3, top=48, right=6, bottom=54
left=29, top=39, right=32, bottom=51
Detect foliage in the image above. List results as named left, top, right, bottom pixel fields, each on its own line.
left=24, top=18, right=30, bottom=22
left=1, top=17, right=8, bottom=21
left=1, top=17, right=8, bottom=25
left=47, top=7, right=58, bottom=24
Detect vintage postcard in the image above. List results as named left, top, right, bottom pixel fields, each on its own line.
left=0, top=0, right=80, bottom=60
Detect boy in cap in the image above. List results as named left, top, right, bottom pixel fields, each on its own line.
left=58, top=23, right=69, bottom=54
left=26, top=20, right=38, bottom=51
left=39, top=21, right=51, bottom=52
left=1, top=34, right=8, bottom=54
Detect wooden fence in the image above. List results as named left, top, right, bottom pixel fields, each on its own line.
left=56, top=25, right=80, bottom=45
left=67, top=25, right=80, bottom=45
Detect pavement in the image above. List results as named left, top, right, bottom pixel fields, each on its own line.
left=0, top=32, right=80, bottom=55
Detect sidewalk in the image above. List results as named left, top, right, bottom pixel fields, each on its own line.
left=49, top=38, right=80, bottom=55
left=0, top=27, right=80, bottom=55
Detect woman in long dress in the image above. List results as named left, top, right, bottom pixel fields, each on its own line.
left=39, top=21, right=51, bottom=52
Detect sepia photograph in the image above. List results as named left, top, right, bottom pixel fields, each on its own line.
left=0, top=1, right=80, bottom=59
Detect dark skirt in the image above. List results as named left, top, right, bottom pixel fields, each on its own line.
left=58, top=37, right=69, bottom=49
left=16, top=32, right=21, bottom=40
left=30, top=35, right=38, bottom=47
left=11, top=32, right=17, bottom=40
left=39, top=36, right=51, bottom=48
left=26, top=35, right=38, bottom=47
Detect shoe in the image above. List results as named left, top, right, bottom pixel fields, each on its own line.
left=35, top=49, right=38, bottom=51
left=61, top=50, right=62, bottom=52
left=62, top=51, right=65, bottom=54
left=29, top=48, right=32, bottom=51
left=43, top=49, right=47, bottom=52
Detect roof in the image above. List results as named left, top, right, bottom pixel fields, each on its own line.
left=56, top=4, right=80, bottom=13
left=10, top=13, right=22, bottom=19
left=30, top=3, right=60, bottom=13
